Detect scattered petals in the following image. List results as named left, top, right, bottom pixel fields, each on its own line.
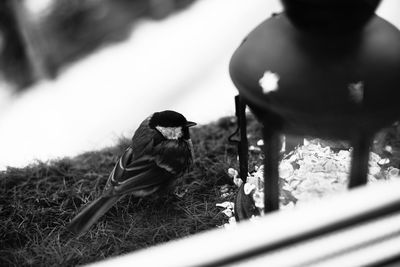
left=223, top=137, right=397, bottom=226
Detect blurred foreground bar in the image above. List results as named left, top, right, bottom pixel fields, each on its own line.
left=90, top=180, right=400, bottom=267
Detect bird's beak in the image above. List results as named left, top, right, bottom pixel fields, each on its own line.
left=185, top=121, right=197, bottom=127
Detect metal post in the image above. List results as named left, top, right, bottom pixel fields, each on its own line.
left=229, top=95, right=249, bottom=182
left=262, top=126, right=281, bottom=212
left=236, top=95, right=249, bottom=182
left=349, top=135, right=372, bottom=188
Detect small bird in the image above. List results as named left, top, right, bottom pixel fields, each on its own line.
left=68, top=110, right=196, bottom=235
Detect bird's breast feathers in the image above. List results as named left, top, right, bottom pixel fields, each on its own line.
left=154, top=139, right=193, bottom=174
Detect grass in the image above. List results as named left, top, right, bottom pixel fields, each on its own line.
left=1, top=115, right=399, bottom=266
left=0, top=116, right=264, bottom=266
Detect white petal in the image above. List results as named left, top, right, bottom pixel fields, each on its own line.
left=249, top=145, right=261, bottom=152
left=222, top=208, right=233, bottom=217
left=220, top=184, right=230, bottom=193
left=279, top=161, right=293, bottom=179
left=388, top=167, right=400, bottom=178
left=253, top=191, right=264, bottom=209
left=227, top=168, right=238, bottom=178
left=233, top=177, right=243, bottom=188
left=216, top=201, right=233, bottom=209
left=221, top=192, right=230, bottom=199
left=369, top=166, right=381, bottom=176
left=378, top=158, right=390, bottom=165
left=244, top=183, right=256, bottom=195
left=385, top=145, right=393, bottom=153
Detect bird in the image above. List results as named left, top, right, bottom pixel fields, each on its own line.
left=68, top=110, right=196, bottom=235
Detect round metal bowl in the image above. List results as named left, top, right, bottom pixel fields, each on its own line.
left=230, top=13, right=400, bottom=141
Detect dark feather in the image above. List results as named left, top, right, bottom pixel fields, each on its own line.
left=68, top=195, right=120, bottom=235
left=107, top=159, right=174, bottom=196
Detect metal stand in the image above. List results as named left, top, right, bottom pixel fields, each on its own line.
left=228, top=95, right=248, bottom=182
left=231, top=95, right=375, bottom=218
left=349, top=135, right=372, bottom=188
left=262, top=127, right=281, bottom=212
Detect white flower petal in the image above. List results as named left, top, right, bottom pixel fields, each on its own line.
left=221, top=193, right=231, bottom=199
left=249, top=145, right=261, bottom=152
left=222, top=208, right=233, bottom=217
left=228, top=168, right=238, bottom=178
left=253, top=191, right=264, bottom=209
left=378, top=158, right=390, bottom=165
left=388, top=167, right=400, bottom=178
left=385, top=145, right=393, bottom=153
left=216, top=201, right=234, bottom=209
left=233, top=177, right=243, bottom=188
left=369, top=166, right=381, bottom=176
left=220, top=184, right=230, bottom=193
left=279, top=161, right=294, bottom=179
left=244, top=183, right=256, bottom=195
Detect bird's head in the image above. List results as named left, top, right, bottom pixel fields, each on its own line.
left=149, top=110, right=196, bottom=140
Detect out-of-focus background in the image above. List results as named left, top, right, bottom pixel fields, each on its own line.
left=0, top=0, right=399, bottom=170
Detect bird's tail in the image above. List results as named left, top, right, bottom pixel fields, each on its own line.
left=68, top=195, right=120, bottom=235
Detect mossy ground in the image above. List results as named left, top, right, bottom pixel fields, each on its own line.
left=1, top=116, right=399, bottom=266
left=0, top=116, right=264, bottom=266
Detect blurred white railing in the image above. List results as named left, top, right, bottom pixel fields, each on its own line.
left=89, top=179, right=400, bottom=267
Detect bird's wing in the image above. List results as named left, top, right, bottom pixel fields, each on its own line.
left=105, top=146, right=175, bottom=196
left=130, top=117, right=165, bottom=155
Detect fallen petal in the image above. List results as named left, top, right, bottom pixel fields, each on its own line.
left=244, top=183, right=256, bottom=195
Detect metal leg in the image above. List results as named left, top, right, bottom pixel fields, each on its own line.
left=262, top=127, right=281, bottom=212
left=349, top=135, right=372, bottom=188
left=228, top=95, right=249, bottom=182
left=237, top=96, right=249, bottom=182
